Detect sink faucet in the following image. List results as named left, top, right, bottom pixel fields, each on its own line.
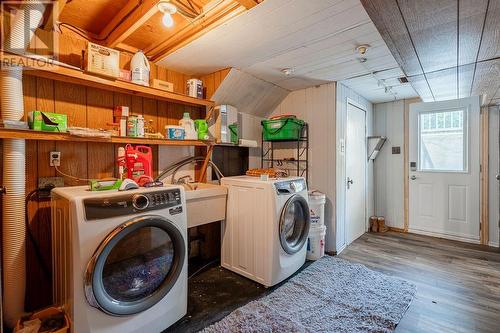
left=174, top=175, right=193, bottom=185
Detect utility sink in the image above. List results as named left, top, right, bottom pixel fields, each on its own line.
left=182, top=182, right=227, bottom=228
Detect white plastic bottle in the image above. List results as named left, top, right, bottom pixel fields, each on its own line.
left=137, top=115, right=145, bottom=137
left=131, top=50, right=150, bottom=86
left=179, top=112, right=197, bottom=140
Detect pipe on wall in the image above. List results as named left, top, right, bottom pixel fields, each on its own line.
left=1, top=0, right=47, bottom=328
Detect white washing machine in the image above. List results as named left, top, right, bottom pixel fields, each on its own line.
left=51, top=186, right=187, bottom=333
left=221, top=176, right=310, bottom=287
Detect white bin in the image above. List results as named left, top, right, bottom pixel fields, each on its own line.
left=308, top=190, right=326, bottom=226
left=306, top=225, right=326, bottom=260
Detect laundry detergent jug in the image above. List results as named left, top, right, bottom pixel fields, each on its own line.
left=123, top=144, right=153, bottom=185
left=179, top=112, right=197, bottom=140
left=131, top=50, right=150, bottom=86
left=194, top=119, right=209, bottom=140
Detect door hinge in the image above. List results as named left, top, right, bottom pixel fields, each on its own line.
left=0, top=186, right=6, bottom=195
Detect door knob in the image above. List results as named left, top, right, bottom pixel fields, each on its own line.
left=410, top=175, right=417, bottom=180
left=347, top=177, right=354, bottom=189
left=497, top=174, right=500, bottom=181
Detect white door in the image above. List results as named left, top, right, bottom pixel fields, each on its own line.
left=346, top=102, right=367, bottom=244
left=409, top=96, right=480, bottom=242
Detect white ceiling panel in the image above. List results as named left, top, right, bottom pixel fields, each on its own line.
left=157, top=0, right=417, bottom=103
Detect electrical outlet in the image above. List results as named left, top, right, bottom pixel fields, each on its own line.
left=50, top=151, right=61, bottom=167
left=38, top=177, right=64, bottom=198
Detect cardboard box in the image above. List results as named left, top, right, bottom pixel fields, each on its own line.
left=118, top=69, right=132, bottom=82
left=152, top=79, right=174, bottom=92
left=28, top=111, right=67, bottom=132
left=85, top=42, right=120, bottom=78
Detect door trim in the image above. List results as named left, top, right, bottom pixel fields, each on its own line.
left=344, top=98, right=367, bottom=245
left=480, top=106, right=489, bottom=245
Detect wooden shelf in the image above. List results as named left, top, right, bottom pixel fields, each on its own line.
left=0, top=128, right=212, bottom=147
left=1, top=53, right=214, bottom=108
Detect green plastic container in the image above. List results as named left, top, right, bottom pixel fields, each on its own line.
left=229, top=124, right=238, bottom=144
left=261, top=117, right=305, bottom=141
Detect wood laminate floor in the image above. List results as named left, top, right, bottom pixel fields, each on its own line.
left=340, top=231, right=500, bottom=333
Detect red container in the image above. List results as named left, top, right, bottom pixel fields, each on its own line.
left=125, top=144, right=153, bottom=185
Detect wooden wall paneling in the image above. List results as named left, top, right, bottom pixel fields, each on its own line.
left=23, top=75, right=49, bottom=311
left=168, top=70, right=187, bottom=95
left=477, top=0, right=500, bottom=61
left=87, top=88, right=115, bottom=179
left=54, top=82, right=87, bottom=186
left=56, top=33, right=86, bottom=68
left=143, top=98, right=158, bottom=132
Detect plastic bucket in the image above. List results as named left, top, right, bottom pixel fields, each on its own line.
left=308, top=190, right=326, bottom=226
left=306, top=225, right=326, bottom=260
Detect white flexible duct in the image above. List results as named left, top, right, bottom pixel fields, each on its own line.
left=2, top=0, right=46, bottom=328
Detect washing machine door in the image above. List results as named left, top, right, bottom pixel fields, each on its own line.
left=279, top=194, right=311, bottom=254
left=85, top=215, right=186, bottom=316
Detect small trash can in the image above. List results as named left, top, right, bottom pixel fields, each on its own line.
left=308, top=190, right=326, bottom=226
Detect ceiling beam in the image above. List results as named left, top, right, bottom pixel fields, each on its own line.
left=147, top=0, right=244, bottom=61
left=43, top=0, right=67, bottom=30
left=99, top=0, right=160, bottom=48
left=234, top=0, right=259, bottom=10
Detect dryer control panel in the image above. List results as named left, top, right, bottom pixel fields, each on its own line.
left=84, top=189, right=182, bottom=220
left=274, top=179, right=307, bottom=195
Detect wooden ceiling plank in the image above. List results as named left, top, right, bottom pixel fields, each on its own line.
left=477, top=0, right=500, bottom=61
left=471, top=59, right=500, bottom=106
left=396, top=0, right=458, bottom=74
left=234, top=0, right=259, bottom=10
left=360, top=0, right=423, bottom=77
left=101, top=0, right=160, bottom=48
left=147, top=1, right=243, bottom=61
left=43, top=0, right=67, bottom=30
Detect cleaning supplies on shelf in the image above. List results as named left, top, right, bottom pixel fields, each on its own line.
left=116, top=144, right=153, bottom=185
left=131, top=50, right=150, bottom=86
left=186, top=79, right=203, bottom=98
left=165, top=125, right=185, bottom=139
left=229, top=123, right=238, bottom=144
left=90, top=179, right=123, bottom=191
left=28, top=111, right=68, bottom=132
left=179, top=112, right=197, bottom=140
left=194, top=119, right=209, bottom=140
left=117, top=146, right=126, bottom=179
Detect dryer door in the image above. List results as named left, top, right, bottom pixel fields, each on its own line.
left=85, top=215, right=186, bottom=316
left=279, top=194, right=310, bottom=254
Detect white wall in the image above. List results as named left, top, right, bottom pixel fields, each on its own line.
left=270, top=83, right=337, bottom=251
left=489, top=106, right=499, bottom=247
left=335, top=83, right=374, bottom=253
left=372, top=99, right=418, bottom=228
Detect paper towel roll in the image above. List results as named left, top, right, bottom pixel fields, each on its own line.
left=238, top=139, right=258, bottom=148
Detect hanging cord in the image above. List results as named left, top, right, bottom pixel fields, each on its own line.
left=25, top=188, right=53, bottom=280
left=54, top=165, right=93, bottom=182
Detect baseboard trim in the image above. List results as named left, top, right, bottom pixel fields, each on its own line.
left=408, top=228, right=481, bottom=244
left=388, top=227, right=406, bottom=233
left=488, top=241, right=499, bottom=248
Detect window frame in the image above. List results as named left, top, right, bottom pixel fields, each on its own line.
left=417, top=106, right=469, bottom=173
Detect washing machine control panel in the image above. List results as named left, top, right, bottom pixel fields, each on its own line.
left=275, top=179, right=307, bottom=195
left=84, top=189, right=182, bottom=220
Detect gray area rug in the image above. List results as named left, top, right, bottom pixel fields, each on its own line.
left=201, top=257, right=416, bottom=333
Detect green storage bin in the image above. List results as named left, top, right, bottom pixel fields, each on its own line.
left=229, top=124, right=238, bottom=144
left=262, top=117, right=305, bottom=141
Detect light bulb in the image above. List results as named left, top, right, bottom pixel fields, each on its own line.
left=162, top=13, right=174, bottom=27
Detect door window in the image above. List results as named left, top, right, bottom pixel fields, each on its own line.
left=418, top=109, right=467, bottom=172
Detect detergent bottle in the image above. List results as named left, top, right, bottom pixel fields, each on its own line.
left=179, top=112, right=197, bottom=140
left=194, top=119, right=209, bottom=140
left=131, top=50, right=150, bottom=86
left=124, top=144, right=153, bottom=185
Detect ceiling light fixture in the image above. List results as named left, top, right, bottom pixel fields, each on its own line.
left=158, top=0, right=177, bottom=28
left=281, top=68, right=295, bottom=76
